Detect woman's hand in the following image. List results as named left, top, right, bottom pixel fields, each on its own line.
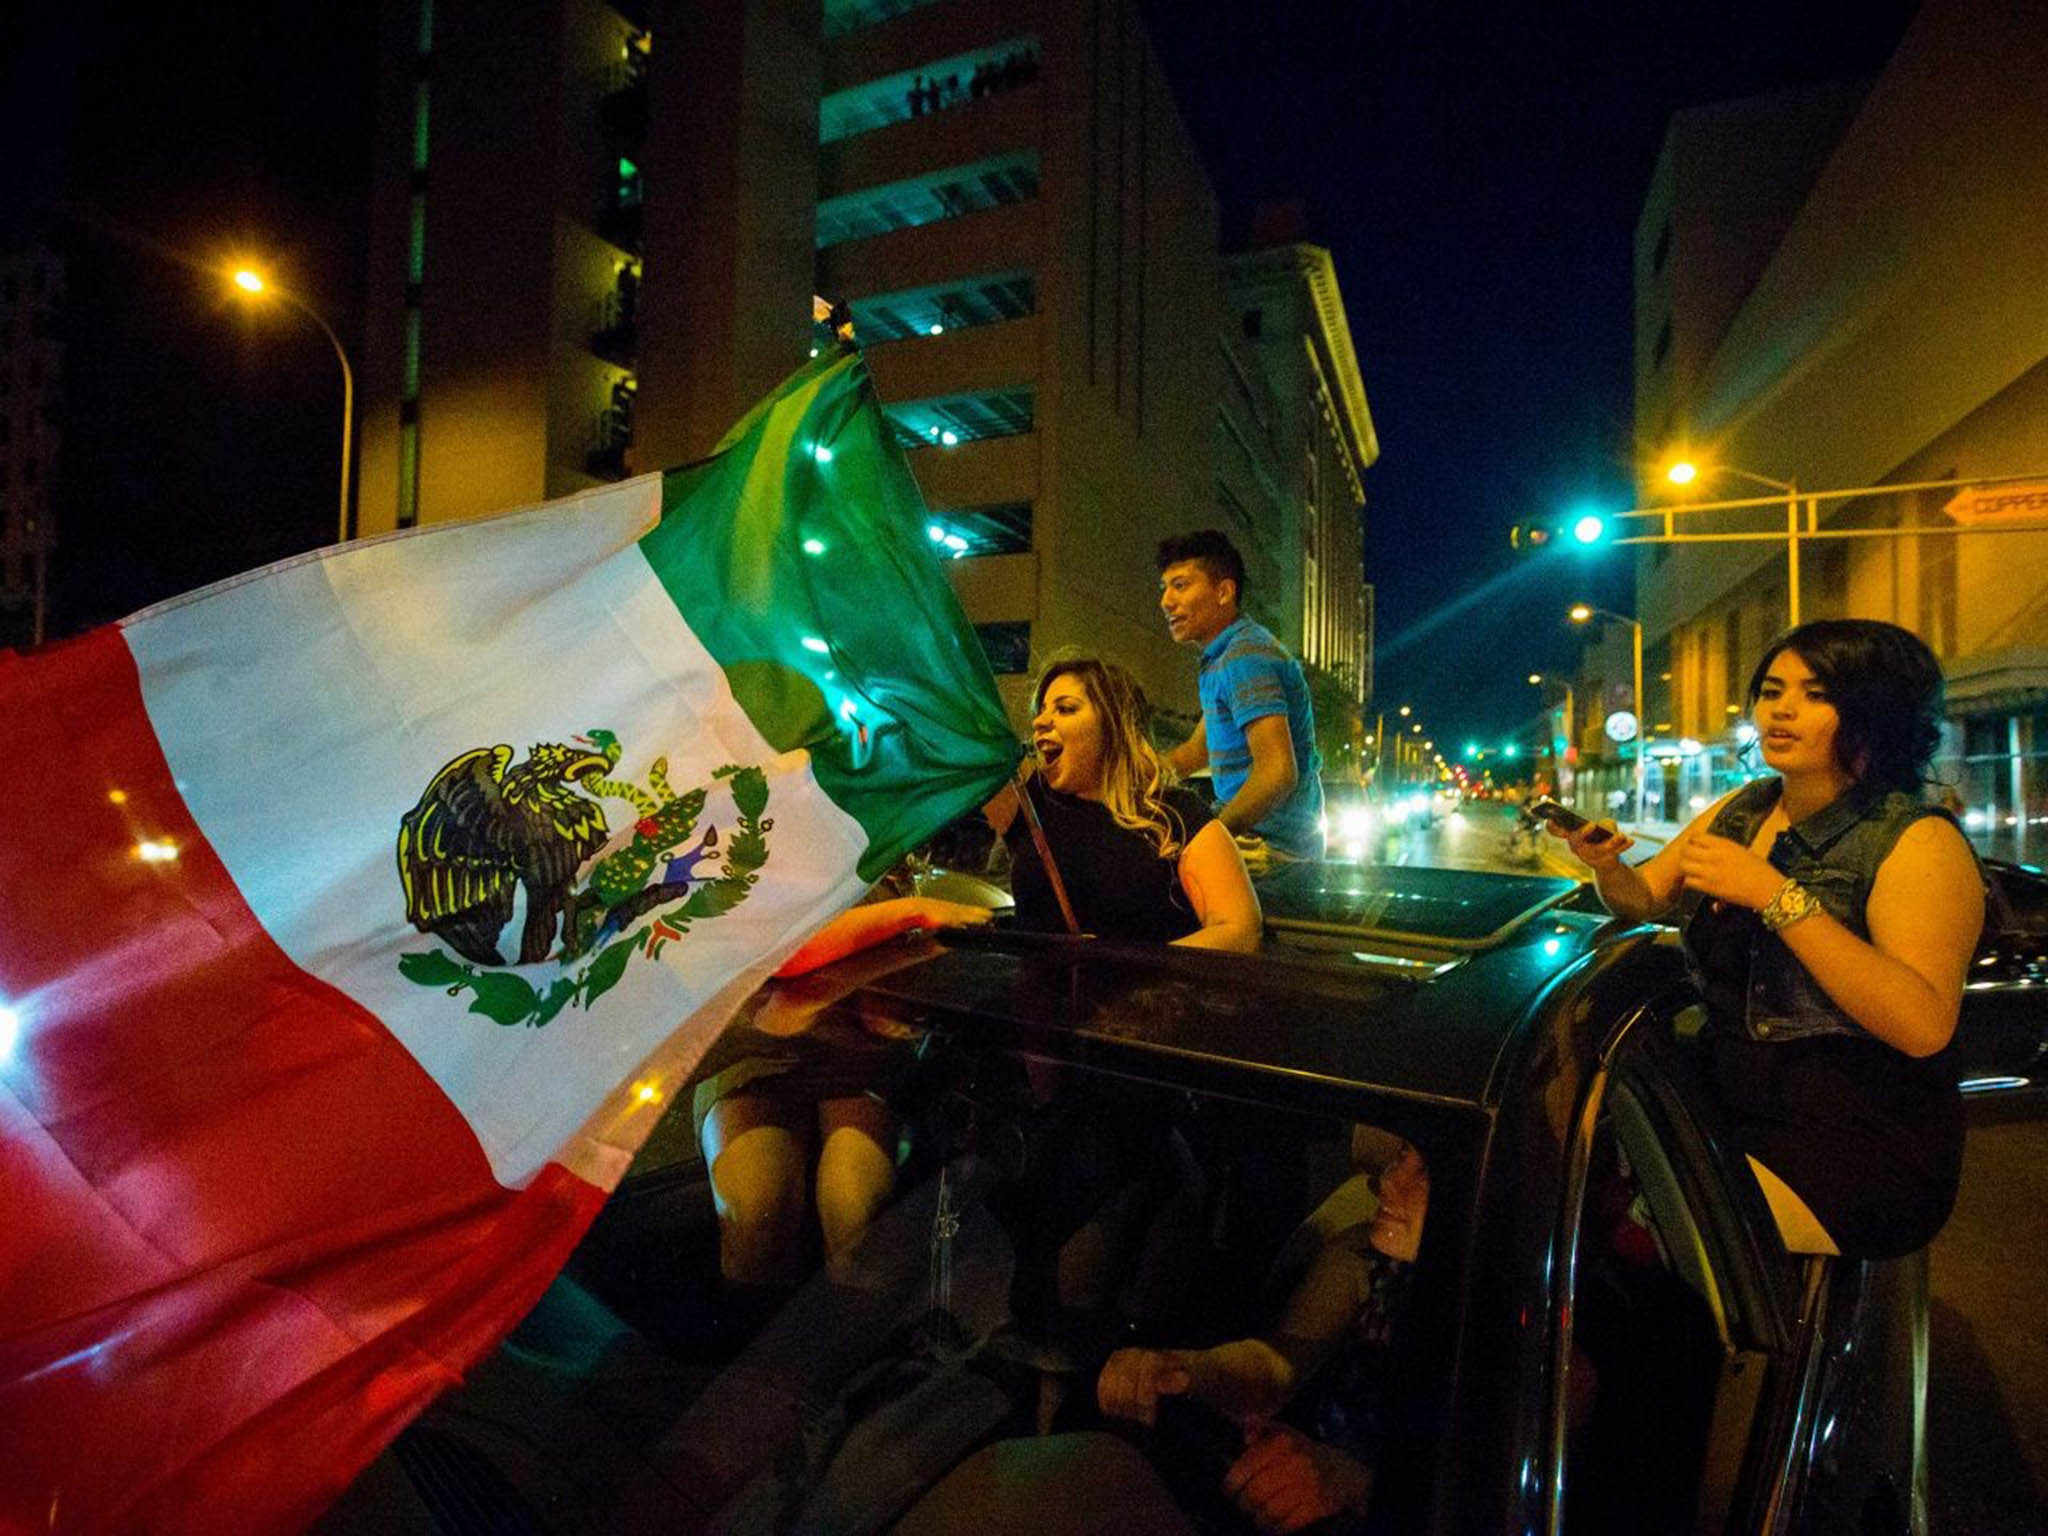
left=906, top=897, right=994, bottom=931
left=774, top=895, right=991, bottom=978
left=1555, top=817, right=1634, bottom=870
left=1677, top=832, right=1786, bottom=911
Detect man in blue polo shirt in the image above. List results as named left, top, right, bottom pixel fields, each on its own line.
left=1158, top=530, right=1323, bottom=861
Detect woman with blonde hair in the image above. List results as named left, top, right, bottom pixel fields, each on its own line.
left=987, top=656, right=1261, bottom=951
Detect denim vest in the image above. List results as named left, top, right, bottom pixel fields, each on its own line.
left=1680, top=778, right=1955, bottom=1043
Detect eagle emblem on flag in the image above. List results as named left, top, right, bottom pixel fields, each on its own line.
left=395, top=731, right=774, bottom=1026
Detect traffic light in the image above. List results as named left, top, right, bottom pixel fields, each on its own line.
left=1510, top=505, right=1612, bottom=551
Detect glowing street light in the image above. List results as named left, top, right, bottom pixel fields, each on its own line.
left=1664, top=457, right=1802, bottom=623
left=1528, top=672, right=1575, bottom=765
left=1570, top=604, right=1645, bottom=824
left=229, top=267, right=356, bottom=545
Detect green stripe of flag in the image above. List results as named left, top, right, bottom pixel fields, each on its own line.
left=643, top=345, right=1022, bottom=881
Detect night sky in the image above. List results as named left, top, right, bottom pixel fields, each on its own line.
left=1149, top=0, right=1918, bottom=750
left=7, top=1, right=1919, bottom=748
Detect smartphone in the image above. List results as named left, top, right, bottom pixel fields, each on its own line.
left=1525, top=796, right=1613, bottom=843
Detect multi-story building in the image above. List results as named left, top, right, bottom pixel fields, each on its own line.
left=1621, top=0, right=2048, bottom=853
left=1218, top=241, right=1377, bottom=768
left=0, top=243, right=60, bottom=650
left=359, top=0, right=1312, bottom=727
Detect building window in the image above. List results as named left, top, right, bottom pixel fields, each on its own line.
left=412, top=81, right=431, bottom=173
left=815, top=152, right=1040, bottom=249
left=402, top=309, right=422, bottom=398
left=848, top=271, right=1035, bottom=342
left=820, top=39, right=1040, bottom=143
left=889, top=389, right=1034, bottom=449
left=925, top=503, right=1031, bottom=557
left=1958, top=711, right=2048, bottom=863
left=821, top=0, right=947, bottom=39
left=397, top=420, right=420, bottom=529
left=973, top=621, right=1031, bottom=675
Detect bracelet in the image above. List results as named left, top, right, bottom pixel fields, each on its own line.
left=1759, top=878, right=1822, bottom=932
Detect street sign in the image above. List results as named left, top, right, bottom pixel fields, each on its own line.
left=1943, top=482, right=2048, bottom=524
left=1605, top=710, right=1639, bottom=744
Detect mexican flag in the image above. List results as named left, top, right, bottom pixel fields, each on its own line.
left=0, top=346, right=1020, bottom=1532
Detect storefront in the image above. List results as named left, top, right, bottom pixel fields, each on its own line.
left=1943, top=648, right=2048, bottom=868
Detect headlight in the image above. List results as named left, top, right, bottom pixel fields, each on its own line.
left=1339, top=807, right=1375, bottom=839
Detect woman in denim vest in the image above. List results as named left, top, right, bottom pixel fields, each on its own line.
left=1553, top=619, right=1981, bottom=1259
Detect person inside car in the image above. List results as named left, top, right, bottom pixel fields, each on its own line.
left=695, top=893, right=997, bottom=1293
left=891, top=1142, right=1429, bottom=1536
left=985, top=655, right=1262, bottom=952
left=1550, top=618, right=1982, bottom=1259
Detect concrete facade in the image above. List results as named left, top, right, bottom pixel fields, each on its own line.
left=360, top=0, right=1377, bottom=732
left=821, top=0, right=1224, bottom=725
left=1219, top=243, right=1378, bottom=764
left=1624, top=0, right=2048, bottom=852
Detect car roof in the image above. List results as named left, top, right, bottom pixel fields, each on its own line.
left=824, top=887, right=1613, bottom=1119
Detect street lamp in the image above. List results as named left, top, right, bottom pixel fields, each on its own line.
left=1569, top=604, right=1646, bottom=825
left=231, top=268, right=356, bottom=545
left=1665, top=458, right=1802, bottom=625
left=1527, top=672, right=1575, bottom=778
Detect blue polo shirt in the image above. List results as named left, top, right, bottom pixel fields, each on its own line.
left=1199, top=616, right=1324, bottom=859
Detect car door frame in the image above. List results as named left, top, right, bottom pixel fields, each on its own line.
left=1547, top=990, right=1926, bottom=1534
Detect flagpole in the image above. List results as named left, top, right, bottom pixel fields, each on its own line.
left=1010, top=768, right=1082, bottom=935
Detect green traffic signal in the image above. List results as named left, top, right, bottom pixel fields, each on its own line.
left=1512, top=507, right=1611, bottom=551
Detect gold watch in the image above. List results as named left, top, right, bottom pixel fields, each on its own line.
left=1760, top=878, right=1821, bottom=932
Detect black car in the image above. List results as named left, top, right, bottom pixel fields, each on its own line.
left=321, top=860, right=2048, bottom=1536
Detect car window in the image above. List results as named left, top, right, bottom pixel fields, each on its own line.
left=329, top=1008, right=1462, bottom=1535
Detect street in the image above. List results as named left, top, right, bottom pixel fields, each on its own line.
left=1378, top=798, right=2048, bottom=1528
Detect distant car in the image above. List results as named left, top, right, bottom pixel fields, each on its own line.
left=1376, top=786, right=1436, bottom=830
left=1320, top=777, right=1382, bottom=860
left=329, top=861, right=2048, bottom=1535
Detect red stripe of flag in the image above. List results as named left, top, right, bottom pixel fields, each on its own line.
left=1, top=628, right=607, bottom=1532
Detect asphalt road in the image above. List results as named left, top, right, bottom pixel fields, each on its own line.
left=1391, top=800, right=2048, bottom=1530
